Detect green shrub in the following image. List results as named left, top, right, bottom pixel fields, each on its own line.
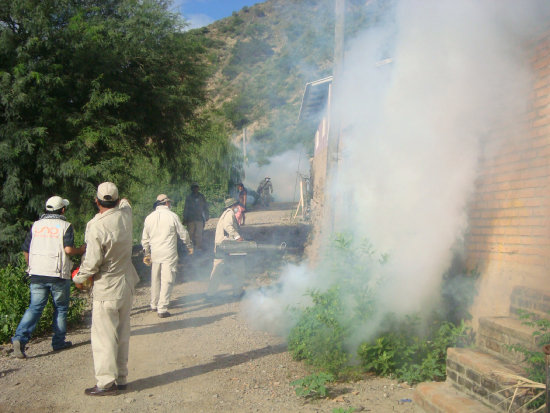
left=288, top=286, right=350, bottom=375
left=291, top=372, right=334, bottom=399
left=358, top=316, right=470, bottom=383
left=287, top=233, right=471, bottom=383
left=288, top=233, right=380, bottom=375
left=0, top=257, right=86, bottom=343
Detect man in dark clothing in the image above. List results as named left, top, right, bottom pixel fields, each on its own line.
left=12, top=196, right=86, bottom=358
left=236, top=183, right=247, bottom=225
left=183, top=183, right=209, bottom=251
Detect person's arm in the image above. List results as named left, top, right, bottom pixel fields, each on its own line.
left=223, top=212, right=243, bottom=241
left=62, top=224, right=86, bottom=256
left=141, top=216, right=152, bottom=265
left=141, top=217, right=151, bottom=256
left=73, top=229, right=102, bottom=284
left=183, top=196, right=190, bottom=223
left=200, top=194, right=209, bottom=221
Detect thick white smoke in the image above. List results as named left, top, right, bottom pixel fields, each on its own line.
left=244, top=0, right=550, bottom=340
left=243, top=148, right=309, bottom=203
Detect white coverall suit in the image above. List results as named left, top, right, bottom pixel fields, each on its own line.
left=141, top=205, right=192, bottom=314
left=208, top=207, right=243, bottom=296
left=74, top=199, right=139, bottom=389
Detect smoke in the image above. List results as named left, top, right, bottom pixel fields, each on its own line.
left=243, top=0, right=550, bottom=342
left=243, top=148, right=310, bottom=202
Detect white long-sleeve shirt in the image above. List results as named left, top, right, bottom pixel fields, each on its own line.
left=141, top=205, right=192, bottom=265
left=214, top=208, right=241, bottom=247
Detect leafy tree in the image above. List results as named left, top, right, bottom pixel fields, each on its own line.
left=0, top=0, right=211, bottom=263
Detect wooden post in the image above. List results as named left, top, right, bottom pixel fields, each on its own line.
left=325, top=0, right=345, bottom=232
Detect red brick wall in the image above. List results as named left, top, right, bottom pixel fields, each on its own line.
left=468, top=31, right=550, bottom=326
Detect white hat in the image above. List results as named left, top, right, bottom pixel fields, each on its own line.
left=45, top=196, right=69, bottom=212
left=97, top=182, right=119, bottom=202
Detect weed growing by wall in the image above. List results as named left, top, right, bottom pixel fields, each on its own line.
left=288, top=233, right=471, bottom=383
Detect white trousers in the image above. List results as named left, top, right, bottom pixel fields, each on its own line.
left=151, top=262, right=176, bottom=313
left=207, top=257, right=245, bottom=296
left=91, top=286, right=133, bottom=389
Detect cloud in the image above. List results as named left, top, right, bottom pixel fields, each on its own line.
left=183, top=13, right=214, bottom=29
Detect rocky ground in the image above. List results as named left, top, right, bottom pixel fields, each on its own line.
left=0, top=204, right=422, bottom=413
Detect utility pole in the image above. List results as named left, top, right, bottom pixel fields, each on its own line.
left=325, top=0, right=345, bottom=232
left=242, top=127, right=247, bottom=161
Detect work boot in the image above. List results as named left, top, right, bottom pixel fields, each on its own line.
left=12, top=340, right=26, bottom=359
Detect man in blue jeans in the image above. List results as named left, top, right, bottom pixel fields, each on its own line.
left=12, top=195, right=86, bottom=358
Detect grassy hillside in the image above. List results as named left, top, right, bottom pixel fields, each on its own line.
left=189, top=0, right=392, bottom=164
left=190, top=0, right=336, bottom=164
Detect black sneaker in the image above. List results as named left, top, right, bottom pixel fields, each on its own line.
left=53, top=341, right=73, bottom=351
left=158, top=312, right=171, bottom=318
left=12, top=340, right=26, bottom=359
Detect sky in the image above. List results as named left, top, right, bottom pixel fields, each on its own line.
left=175, top=0, right=265, bottom=29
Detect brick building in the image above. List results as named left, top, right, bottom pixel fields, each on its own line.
left=301, top=29, right=550, bottom=332
left=467, top=30, right=550, bottom=328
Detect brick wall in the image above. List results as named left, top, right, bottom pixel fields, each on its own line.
left=467, top=30, right=550, bottom=327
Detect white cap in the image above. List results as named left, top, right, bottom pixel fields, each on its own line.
left=45, top=196, right=69, bottom=212
left=97, top=182, right=119, bottom=202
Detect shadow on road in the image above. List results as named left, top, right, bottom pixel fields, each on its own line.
left=131, top=312, right=236, bottom=337
left=126, top=343, right=287, bottom=393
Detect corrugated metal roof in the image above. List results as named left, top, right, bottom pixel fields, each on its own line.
left=298, top=76, right=333, bottom=122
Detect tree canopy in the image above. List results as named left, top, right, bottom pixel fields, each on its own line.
left=0, top=0, right=239, bottom=263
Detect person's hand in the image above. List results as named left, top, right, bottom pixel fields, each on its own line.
left=188, top=247, right=194, bottom=255
left=143, top=255, right=152, bottom=266
left=75, top=278, right=93, bottom=290
left=79, top=244, right=86, bottom=255
left=237, top=237, right=244, bottom=242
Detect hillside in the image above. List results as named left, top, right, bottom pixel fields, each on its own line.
left=188, top=0, right=357, bottom=163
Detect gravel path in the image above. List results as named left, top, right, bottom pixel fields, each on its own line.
left=0, top=205, right=422, bottom=413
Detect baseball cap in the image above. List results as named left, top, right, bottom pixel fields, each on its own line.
left=156, top=194, right=171, bottom=203
left=45, top=196, right=69, bottom=212
left=97, top=182, right=119, bottom=202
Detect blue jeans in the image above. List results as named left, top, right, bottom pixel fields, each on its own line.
left=12, top=279, right=71, bottom=350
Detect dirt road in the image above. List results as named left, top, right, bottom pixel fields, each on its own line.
left=0, top=204, right=421, bottom=413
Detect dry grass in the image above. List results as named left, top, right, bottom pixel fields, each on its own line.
left=492, top=371, right=545, bottom=412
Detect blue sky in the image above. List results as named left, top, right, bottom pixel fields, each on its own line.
left=175, top=0, right=265, bottom=29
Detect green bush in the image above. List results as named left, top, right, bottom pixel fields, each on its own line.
left=288, top=234, right=380, bottom=375
left=0, top=257, right=86, bottom=344
left=287, top=233, right=471, bottom=383
left=288, top=286, right=350, bottom=375
left=291, top=372, right=334, bottom=399
left=358, top=316, right=470, bottom=383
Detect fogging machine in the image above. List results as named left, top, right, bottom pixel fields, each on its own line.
left=215, top=240, right=288, bottom=259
